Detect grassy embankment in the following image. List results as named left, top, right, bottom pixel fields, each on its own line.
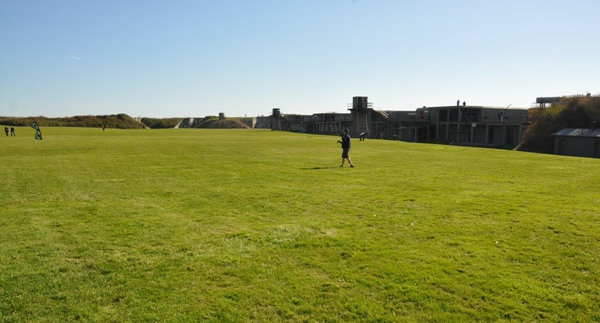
left=0, top=114, right=145, bottom=129
left=1, top=127, right=599, bottom=321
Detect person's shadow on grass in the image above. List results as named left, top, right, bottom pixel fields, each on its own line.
left=300, top=166, right=339, bottom=170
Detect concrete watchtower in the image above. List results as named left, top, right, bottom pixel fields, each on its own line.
left=350, top=96, right=369, bottom=136
left=271, top=108, right=281, bottom=131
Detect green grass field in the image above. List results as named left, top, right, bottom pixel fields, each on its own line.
left=1, top=127, right=599, bottom=321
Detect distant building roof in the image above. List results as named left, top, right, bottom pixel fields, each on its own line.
left=553, top=128, right=600, bottom=138
left=536, top=97, right=561, bottom=104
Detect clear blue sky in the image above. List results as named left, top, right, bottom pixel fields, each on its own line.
left=1, top=0, right=599, bottom=117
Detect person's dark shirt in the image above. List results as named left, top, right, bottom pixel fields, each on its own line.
left=341, top=133, right=351, bottom=149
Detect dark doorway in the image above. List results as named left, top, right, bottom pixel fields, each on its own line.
left=559, top=139, right=567, bottom=155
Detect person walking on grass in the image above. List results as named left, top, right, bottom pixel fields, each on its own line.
left=10, top=127, right=15, bottom=136
left=4, top=126, right=8, bottom=136
left=337, top=128, right=354, bottom=168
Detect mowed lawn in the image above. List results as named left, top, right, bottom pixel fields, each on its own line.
left=1, top=127, right=599, bottom=321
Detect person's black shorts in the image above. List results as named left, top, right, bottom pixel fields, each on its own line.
left=342, top=148, right=350, bottom=158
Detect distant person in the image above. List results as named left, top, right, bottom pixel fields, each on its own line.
left=457, top=100, right=460, bottom=106
left=10, top=127, right=15, bottom=136
left=359, top=131, right=366, bottom=141
left=102, top=124, right=106, bottom=131
left=4, top=126, right=8, bottom=136
left=337, top=128, right=354, bottom=168
left=463, top=101, right=466, bottom=107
